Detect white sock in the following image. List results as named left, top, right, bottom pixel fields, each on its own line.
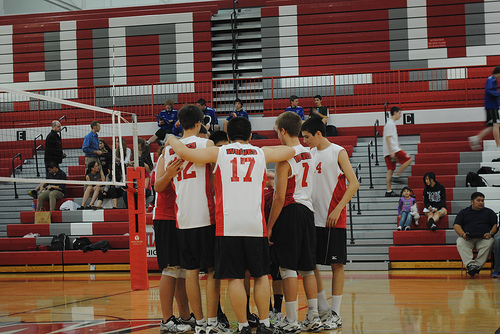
left=331, top=295, right=342, bottom=315
left=317, top=291, right=330, bottom=314
left=285, top=300, right=298, bottom=322
left=238, top=322, right=249, bottom=330
left=196, top=318, right=207, bottom=326
left=208, top=317, right=217, bottom=326
left=307, top=298, right=319, bottom=318
left=261, top=318, right=270, bottom=327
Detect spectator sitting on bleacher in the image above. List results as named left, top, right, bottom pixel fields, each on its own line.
left=196, top=98, right=219, bottom=133
left=285, top=94, right=305, bottom=120
left=147, top=99, right=178, bottom=146
left=122, top=160, right=152, bottom=209
left=138, top=138, right=153, bottom=173
left=397, top=186, right=417, bottom=231
left=423, top=171, right=447, bottom=231
left=79, top=160, right=103, bottom=210
left=36, top=161, right=66, bottom=211
left=116, top=137, right=131, bottom=165
left=99, top=139, right=112, bottom=176
left=95, top=163, right=123, bottom=210
left=453, top=191, right=498, bottom=277
left=223, top=98, right=248, bottom=132
left=308, top=95, right=328, bottom=124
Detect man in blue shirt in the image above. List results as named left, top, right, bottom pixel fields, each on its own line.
left=147, top=99, right=178, bottom=146
left=285, top=95, right=305, bottom=120
left=223, top=98, right=248, bottom=132
left=82, top=121, right=104, bottom=181
left=468, top=66, right=500, bottom=150
left=197, top=98, right=219, bottom=133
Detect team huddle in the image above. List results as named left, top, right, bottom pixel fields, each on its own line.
left=153, top=105, right=359, bottom=334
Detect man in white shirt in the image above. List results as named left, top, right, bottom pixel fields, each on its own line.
left=382, top=106, right=412, bottom=197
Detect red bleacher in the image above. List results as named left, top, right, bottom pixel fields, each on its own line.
left=389, top=245, right=461, bottom=261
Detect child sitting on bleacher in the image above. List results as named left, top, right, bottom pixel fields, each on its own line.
left=397, top=186, right=418, bottom=231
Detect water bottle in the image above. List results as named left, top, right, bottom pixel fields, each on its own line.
left=31, top=201, right=35, bottom=211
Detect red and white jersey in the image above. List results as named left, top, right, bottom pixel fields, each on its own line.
left=311, top=143, right=347, bottom=228
left=283, top=144, right=314, bottom=212
left=214, top=142, right=267, bottom=237
left=165, top=135, right=215, bottom=229
left=152, top=154, right=176, bottom=221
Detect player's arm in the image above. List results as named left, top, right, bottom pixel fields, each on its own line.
left=327, top=150, right=360, bottom=227
left=262, top=145, right=295, bottom=164
left=166, top=136, right=218, bottom=164
left=267, top=161, right=289, bottom=239
left=154, top=154, right=184, bottom=192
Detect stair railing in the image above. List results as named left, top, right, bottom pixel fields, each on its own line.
left=373, top=119, right=380, bottom=166
left=348, top=163, right=362, bottom=244
left=12, top=153, right=22, bottom=199
left=34, top=134, right=43, bottom=177
left=367, top=140, right=374, bottom=189
left=58, top=115, right=66, bottom=123
left=59, top=126, right=68, bottom=140
left=231, top=0, right=240, bottom=95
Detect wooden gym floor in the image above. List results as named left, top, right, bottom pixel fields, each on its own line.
left=0, top=270, right=499, bottom=334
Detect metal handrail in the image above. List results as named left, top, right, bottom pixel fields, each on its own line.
left=373, top=119, right=380, bottom=166
left=367, top=140, right=374, bottom=189
left=34, top=134, right=43, bottom=177
left=59, top=126, right=68, bottom=140
left=348, top=163, right=362, bottom=245
left=384, top=101, right=389, bottom=124
left=12, top=153, right=22, bottom=199
left=58, top=115, right=66, bottom=123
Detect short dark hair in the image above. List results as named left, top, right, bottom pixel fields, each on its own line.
left=90, top=120, right=100, bottom=129
left=390, top=106, right=401, bottom=116
left=301, top=117, right=326, bottom=137
left=46, top=160, right=59, bottom=169
left=209, top=130, right=229, bottom=146
left=290, top=95, right=299, bottom=102
left=470, top=191, right=485, bottom=201
left=199, top=125, right=207, bottom=135
left=423, top=171, right=436, bottom=184
left=314, top=95, right=322, bottom=100
left=227, top=117, right=252, bottom=142
left=178, top=105, right=204, bottom=130
left=493, top=66, right=500, bottom=75
left=196, top=98, right=207, bottom=106
left=275, top=111, right=302, bottom=137
left=234, top=98, right=243, bottom=106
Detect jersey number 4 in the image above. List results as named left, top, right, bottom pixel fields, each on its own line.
left=230, top=157, right=255, bottom=182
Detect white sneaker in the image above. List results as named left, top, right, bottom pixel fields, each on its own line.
left=319, top=311, right=338, bottom=330
left=396, top=226, right=402, bottom=231
left=160, top=316, right=192, bottom=334
left=269, top=310, right=285, bottom=325
left=195, top=324, right=207, bottom=334
left=178, top=313, right=196, bottom=330
left=207, top=322, right=233, bottom=334
left=405, top=226, right=411, bottom=231
left=274, top=317, right=301, bottom=334
left=331, top=311, right=342, bottom=328
left=468, top=136, right=481, bottom=150
left=300, top=313, right=323, bottom=332
left=414, top=220, right=419, bottom=226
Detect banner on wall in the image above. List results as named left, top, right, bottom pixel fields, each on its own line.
left=146, top=225, right=156, bottom=258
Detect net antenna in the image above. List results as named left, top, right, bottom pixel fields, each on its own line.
left=0, top=85, right=128, bottom=187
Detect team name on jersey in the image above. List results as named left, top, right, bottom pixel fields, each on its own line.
left=225, top=148, right=257, bottom=155
left=169, top=142, right=197, bottom=155
left=293, top=152, right=312, bottom=163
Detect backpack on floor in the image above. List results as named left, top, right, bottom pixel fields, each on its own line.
left=50, top=233, right=70, bottom=251
left=466, top=172, right=487, bottom=187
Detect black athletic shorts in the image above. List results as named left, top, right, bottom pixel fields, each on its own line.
left=485, top=108, right=500, bottom=126
left=269, top=245, right=282, bottom=281
left=270, top=203, right=316, bottom=271
left=316, top=227, right=347, bottom=265
left=214, top=236, right=270, bottom=279
left=178, top=224, right=215, bottom=271
left=153, top=219, right=181, bottom=269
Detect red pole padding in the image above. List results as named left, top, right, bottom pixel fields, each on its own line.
left=127, top=166, right=149, bottom=290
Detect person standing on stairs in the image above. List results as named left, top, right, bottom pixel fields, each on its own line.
left=382, top=106, right=412, bottom=197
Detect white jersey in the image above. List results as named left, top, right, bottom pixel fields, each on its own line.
left=214, top=142, right=267, bottom=237
left=382, top=118, right=400, bottom=156
left=165, top=135, right=215, bottom=229
left=283, top=144, right=314, bottom=212
left=311, top=143, right=347, bottom=228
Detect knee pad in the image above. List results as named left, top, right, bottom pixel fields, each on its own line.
left=298, top=270, right=315, bottom=278
left=162, top=266, right=182, bottom=278
left=279, top=267, right=298, bottom=280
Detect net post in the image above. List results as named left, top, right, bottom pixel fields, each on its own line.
left=127, top=166, right=148, bottom=290
left=132, top=114, right=139, bottom=169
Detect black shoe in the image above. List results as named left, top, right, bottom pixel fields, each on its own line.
left=426, top=217, right=435, bottom=229
left=217, top=312, right=230, bottom=329
left=28, top=190, right=38, bottom=199
left=385, top=191, right=398, bottom=197
left=237, top=326, right=252, bottom=334
left=430, top=224, right=437, bottom=231
left=257, top=323, right=284, bottom=334
left=392, top=176, right=405, bottom=184
left=248, top=313, right=259, bottom=327
left=467, top=264, right=477, bottom=277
